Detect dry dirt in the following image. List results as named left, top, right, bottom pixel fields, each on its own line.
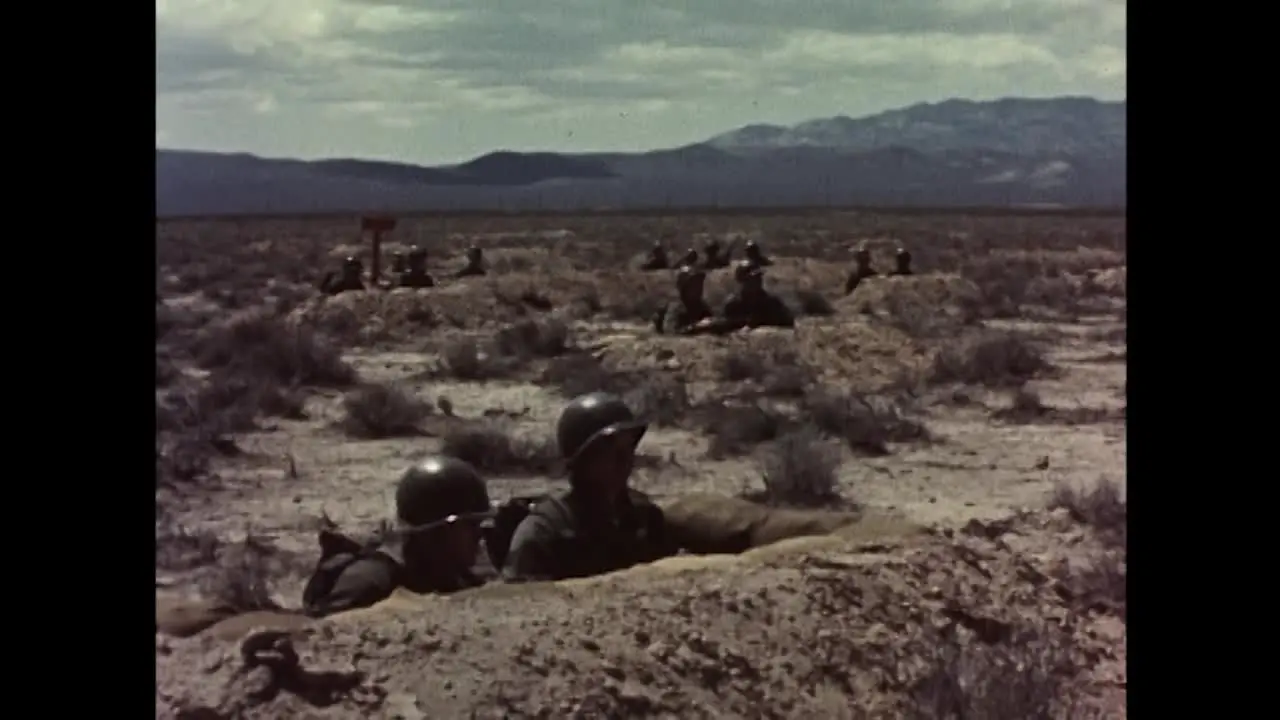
left=156, top=210, right=1126, bottom=719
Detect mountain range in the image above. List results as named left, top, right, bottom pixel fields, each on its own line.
left=156, top=96, right=1125, bottom=217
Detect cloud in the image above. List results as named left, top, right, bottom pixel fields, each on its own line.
left=156, top=0, right=1126, bottom=162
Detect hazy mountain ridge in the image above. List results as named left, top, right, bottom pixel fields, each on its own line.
left=156, top=97, right=1126, bottom=216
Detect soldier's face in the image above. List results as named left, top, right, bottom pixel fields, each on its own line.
left=578, top=433, right=639, bottom=501
left=435, top=521, right=483, bottom=570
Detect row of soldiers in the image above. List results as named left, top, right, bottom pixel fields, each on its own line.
left=652, top=245, right=914, bottom=335
left=640, top=238, right=771, bottom=271
left=319, top=245, right=487, bottom=296
left=303, top=392, right=683, bottom=617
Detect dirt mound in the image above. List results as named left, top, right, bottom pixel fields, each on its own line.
left=156, top=510, right=1125, bottom=719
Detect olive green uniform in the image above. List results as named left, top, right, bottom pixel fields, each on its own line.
left=501, top=488, right=673, bottom=582
left=659, top=299, right=715, bottom=335
left=640, top=244, right=670, bottom=271
left=720, top=291, right=795, bottom=330
left=301, top=455, right=495, bottom=617
left=321, top=257, right=365, bottom=296
left=502, top=393, right=679, bottom=582
left=301, top=531, right=484, bottom=618
left=455, top=247, right=487, bottom=278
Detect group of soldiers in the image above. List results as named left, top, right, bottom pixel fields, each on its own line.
left=651, top=239, right=914, bottom=336
left=639, top=237, right=772, bottom=272
left=303, top=392, right=677, bottom=617
left=319, top=245, right=487, bottom=296
left=316, top=235, right=917, bottom=340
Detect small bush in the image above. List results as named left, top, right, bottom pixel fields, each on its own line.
left=624, top=375, right=691, bottom=428
left=804, top=388, right=930, bottom=456
left=908, top=624, right=1081, bottom=720
left=753, top=426, right=843, bottom=508
left=717, top=350, right=771, bottom=382
left=440, top=337, right=505, bottom=380
left=702, top=402, right=792, bottom=459
left=196, top=310, right=356, bottom=388
left=1049, top=478, right=1126, bottom=549
left=494, top=318, right=572, bottom=359
left=339, top=382, right=434, bottom=439
left=440, top=422, right=559, bottom=476
left=929, top=331, right=1052, bottom=387
left=791, top=289, right=835, bottom=316
left=197, top=534, right=282, bottom=612
left=541, top=353, right=630, bottom=398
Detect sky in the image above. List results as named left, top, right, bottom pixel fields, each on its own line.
left=156, top=0, right=1126, bottom=165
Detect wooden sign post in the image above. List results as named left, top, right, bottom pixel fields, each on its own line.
left=360, top=216, right=397, bottom=283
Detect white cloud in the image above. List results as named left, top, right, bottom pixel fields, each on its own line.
left=156, top=0, right=1126, bottom=163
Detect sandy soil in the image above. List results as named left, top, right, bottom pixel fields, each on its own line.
left=156, top=211, right=1126, bottom=719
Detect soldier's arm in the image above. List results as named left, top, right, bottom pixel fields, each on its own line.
left=501, top=514, right=561, bottom=583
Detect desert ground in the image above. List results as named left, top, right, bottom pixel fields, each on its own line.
left=156, top=209, right=1127, bottom=719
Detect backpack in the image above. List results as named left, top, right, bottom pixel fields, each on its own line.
left=300, top=528, right=402, bottom=618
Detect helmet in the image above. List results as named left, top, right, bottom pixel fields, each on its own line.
left=705, top=240, right=720, bottom=252
left=675, top=265, right=706, bottom=290
left=408, top=245, right=427, bottom=261
left=745, top=240, right=760, bottom=254
left=556, top=393, right=647, bottom=467
left=854, top=246, right=871, bottom=261
left=467, top=246, right=482, bottom=260
left=394, top=455, right=493, bottom=532
left=343, top=256, right=361, bottom=269
left=733, top=259, right=763, bottom=284
left=896, top=247, right=911, bottom=260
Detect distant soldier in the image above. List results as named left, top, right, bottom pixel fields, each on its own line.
left=502, top=393, right=676, bottom=583
left=320, top=256, right=365, bottom=296
left=639, top=241, right=669, bottom=271
left=843, top=246, right=879, bottom=295
left=743, top=240, right=773, bottom=268
left=703, top=240, right=730, bottom=270
left=397, top=245, right=435, bottom=288
left=657, top=265, right=716, bottom=335
left=301, top=456, right=496, bottom=618
left=721, top=260, right=795, bottom=331
left=389, top=250, right=408, bottom=275
left=454, top=246, right=487, bottom=278
left=677, top=247, right=699, bottom=268
left=890, top=247, right=914, bottom=276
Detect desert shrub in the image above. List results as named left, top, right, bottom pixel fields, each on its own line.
left=929, top=331, right=1052, bottom=387
left=197, top=534, right=282, bottom=612
left=701, top=402, right=792, bottom=459
left=908, top=624, right=1082, bottom=720
left=196, top=310, right=356, bottom=388
left=803, top=388, right=930, bottom=456
left=753, top=426, right=843, bottom=508
left=1049, top=477, right=1126, bottom=549
left=790, top=289, right=835, bottom=316
left=494, top=317, right=572, bottom=359
left=624, top=375, right=691, bottom=428
left=440, top=422, right=559, bottom=475
left=763, top=363, right=816, bottom=397
left=160, top=372, right=306, bottom=437
left=155, top=523, right=221, bottom=572
left=440, top=337, right=504, bottom=380
left=339, top=382, right=434, bottom=439
left=541, top=353, right=630, bottom=398
left=156, top=435, right=215, bottom=488
left=717, top=350, right=771, bottom=382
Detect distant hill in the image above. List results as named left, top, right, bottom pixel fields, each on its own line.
left=156, top=96, right=1125, bottom=216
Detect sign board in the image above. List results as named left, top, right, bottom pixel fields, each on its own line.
left=361, top=216, right=397, bottom=232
